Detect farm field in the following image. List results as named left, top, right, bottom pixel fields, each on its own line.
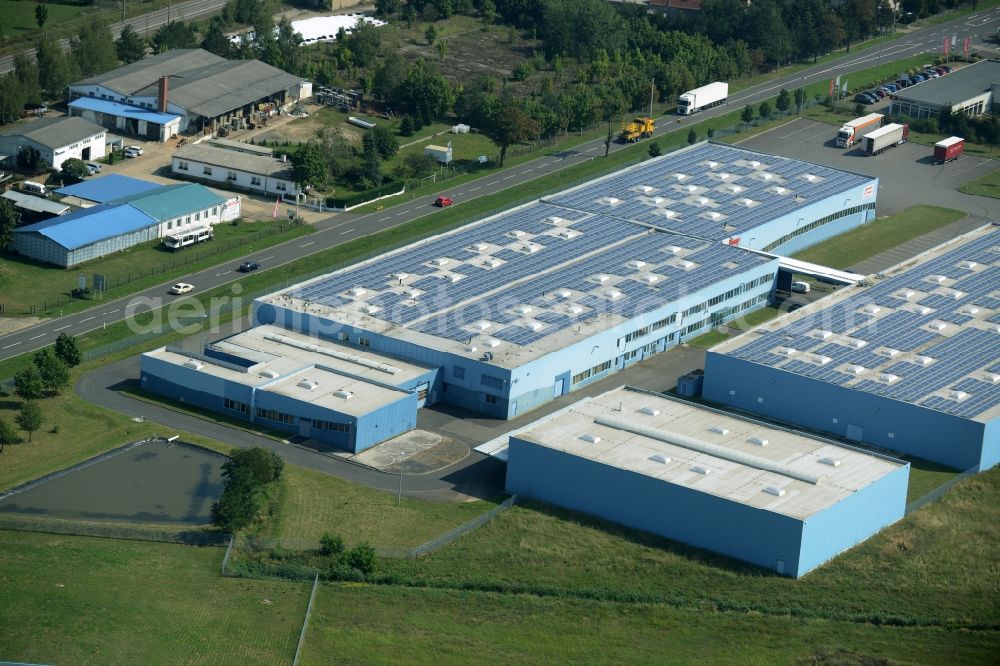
left=0, top=531, right=307, bottom=665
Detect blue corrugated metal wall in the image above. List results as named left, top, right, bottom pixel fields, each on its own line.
left=796, top=461, right=908, bottom=576
left=505, top=436, right=807, bottom=575
left=703, top=352, right=991, bottom=471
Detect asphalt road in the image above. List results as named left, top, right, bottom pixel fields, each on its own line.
left=0, top=0, right=228, bottom=75
left=3, top=6, right=1000, bottom=362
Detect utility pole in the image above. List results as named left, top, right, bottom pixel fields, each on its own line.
left=649, top=79, right=655, bottom=117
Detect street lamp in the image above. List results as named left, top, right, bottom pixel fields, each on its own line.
left=396, top=451, right=406, bottom=506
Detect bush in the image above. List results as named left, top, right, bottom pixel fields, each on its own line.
left=347, top=542, right=376, bottom=575
left=320, top=532, right=345, bottom=557
left=327, top=176, right=405, bottom=209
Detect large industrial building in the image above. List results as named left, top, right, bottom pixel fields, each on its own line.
left=141, top=325, right=435, bottom=453
left=67, top=49, right=312, bottom=139
left=889, top=59, right=1000, bottom=119
left=139, top=142, right=879, bottom=432
left=172, top=142, right=301, bottom=198
left=704, top=224, right=1000, bottom=472
left=11, top=178, right=238, bottom=266
left=505, top=386, right=909, bottom=578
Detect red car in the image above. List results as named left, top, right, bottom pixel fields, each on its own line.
left=435, top=196, right=453, bottom=207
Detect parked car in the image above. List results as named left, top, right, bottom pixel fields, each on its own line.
left=435, top=196, right=454, bottom=207
left=238, top=261, right=261, bottom=273
left=791, top=281, right=811, bottom=294
left=896, top=78, right=912, bottom=88
left=85, top=162, right=102, bottom=175
left=124, top=145, right=143, bottom=158
left=921, top=70, right=939, bottom=79
left=854, top=93, right=875, bottom=104
left=879, top=83, right=897, bottom=93
left=933, top=66, right=948, bottom=75
left=169, top=283, right=194, bottom=295
left=869, top=89, right=886, bottom=99
left=938, top=65, right=952, bottom=74
left=911, top=74, right=926, bottom=83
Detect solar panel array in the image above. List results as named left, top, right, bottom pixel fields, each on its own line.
left=545, top=143, right=873, bottom=240
left=285, top=201, right=773, bottom=350
left=725, top=229, right=1000, bottom=419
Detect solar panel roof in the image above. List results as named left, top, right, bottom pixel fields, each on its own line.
left=713, top=225, right=1000, bottom=422
left=262, top=199, right=776, bottom=369
left=546, top=142, right=874, bottom=241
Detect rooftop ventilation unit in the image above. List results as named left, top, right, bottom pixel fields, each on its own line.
left=476, top=321, right=492, bottom=330
left=708, top=212, right=721, bottom=220
left=761, top=173, right=773, bottom=181
left=930, top=274, right=947, bottom=283
left=644, top=274, right=659, bottom=284
left=448, top=274, right=462, bottom=283
left=433, top=257, right=450, bottom=266
left=580, top=434, right=601, bottom=444
left=731, top=185, right=745, bottom=194
left=638, top=185, right=655, bottom=194
left=698, top=197, right=709, bottom=205
left=772, top=186, right=786, bottom=194
left=183, top=359, right=203, bottom=370
left=471, top=243, right=488, bottom=252
left=929, top=321, right=948, bottom=331
left=901, top=289, right=915, bottom=299
left=916, top=305, right=932, bottom=315
left=638, top=406, right=660, bottom=416
left=961, top=260, right=977, bottom=270
left=262, top=333, right=402, bottom=375
left=763, top=486, right=785, bottom=497
left=951, top=290, right=965, bottom=300
left=847, top=365, right=867, bottom=375
left=780, top=347, right=798, bottom=356
left=606, top=290, right=622, bottom=300
left=558, top=228, right=580, bottom=239
left=529, top=322, right=544, bottom=331
left=365, top=305, right=380, bottom=314
left=392, top=272, right=410, bottom=281
left=259, top=369, right=280, bottom=379
left=813, top=355, right=833, bottom=366
left=297, top=379, right=319, bottom=390
left=485, top=339, right=501, bottom=348
left=595, top=274, right=610, bottom=283
left=674, top=173, right=687, bottom=180
left=916, top=355, right=935, bottom=366
left=599, top=196, right=621, bottom=206
left=963, top=305, right=980, bottom=315
left=510, top=230, right=526, bottom=238
left=517, top=305, right=533, bottom=314
left=708, top=426, right=729, bottom=435
left=985, top=373, right=1000, bottom=384
left=750, top=160, right=760, bottom=168
left=482, top=257, right=503, bottom=269
left=333, top=389, right=354, bottom=399
left=351, top=287, right=366, bottom=297
left=879, top=373, right=900, bottom=384
left=669, top=246, right=683, bottom=254
left=679, top=260, right=695, bottom=270
left=662, top=210, right=678, bottom=219
left=649, top=454, right=670, bottom=464
left=466, top=346, right=477, bottom=353
left=747, top=436, right=768, bottom=446
left=814, top=330, right=832, bottom=340
left=863, top=304, right=881, bottom=315
left=628, top=260, right=646, bottom=269
left=805, top=174, right=817, bottom=182
left=949, top=390, right=969, bottom=402
left=406, top=289, right=421, bottom=299
left=706, top=161, right=718, bottom=168
left=881, top=347, right=900, bottom=357
left=686, top=185, right=698, bottom=193
left=691, top=465, right=712, bottom=475
left=718, top=172, right=731, bottom=180
left=819, top=457, right=841, bottom=467
left=848, top=339, right=867, bottom=349
left=570, top=305, right=584, bottom=314
left=545, top=216, right=568, bottom=225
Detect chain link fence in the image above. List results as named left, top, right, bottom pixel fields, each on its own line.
left=409, top=494, right=518, bottom=558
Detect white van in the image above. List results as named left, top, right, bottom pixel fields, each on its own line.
left=21, top=181, right=49, bottom=197
left=791, top=281, right=811, bottom=294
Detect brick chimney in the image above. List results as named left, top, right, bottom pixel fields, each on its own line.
left=158, top=76, right=169, bottom=113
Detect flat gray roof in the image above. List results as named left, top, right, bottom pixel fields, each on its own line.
left=208, top=137, right=274, bottom=156
left=894, top=59, right=1000, bottom=107
left=511, top=386, right=905, bottom=520
left=174, top=143, right=294, bottom=180
left=0, top=117, right=105, bottom=150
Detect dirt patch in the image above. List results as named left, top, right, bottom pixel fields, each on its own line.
left=353, top=430, right=470, bottom=474
left=0, top=316, right=45, bottom=334
left=396, top=23, right=538, bottom=84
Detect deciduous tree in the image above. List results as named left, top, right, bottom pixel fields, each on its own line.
left=34, top=348, right=69, bottom=395
left=55, top=333, right=82, bottom=367
left=116, top=24, right=146, bottom=64
left=15, top=401, right=42, bottom=442
left=0, top=198, right=17, bottom=250
left=0, top=418, right=18, bottom=452
left=482, top=100, right=539, bottom=167
left=290, top=142, right=328, bottom=190
left=71, top=19, right=119, bottom=77
left=60, top=158, right=90, bottom=184
left=14, top=367, right=44, bottom=401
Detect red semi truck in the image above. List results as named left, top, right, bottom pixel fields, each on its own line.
left=934, top=136, right=964, bottom=163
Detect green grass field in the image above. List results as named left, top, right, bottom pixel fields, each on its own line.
left=302, top=585, right=998, bottom=665
left=0, top=219, right=310, bottom=317
left=959, top=167, right=1000, bottom=198
left=792, top=205, right=965, bottom=269
left=269, top=464, right=497, bottom=550
left=379, top=467, right=1000, bottom=628
left=0, top=531, right=307, bottom=665
left=687, top=304, right=785, bottom=348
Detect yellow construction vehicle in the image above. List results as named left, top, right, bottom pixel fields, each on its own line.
left=619, top=116, right=655, bottom=143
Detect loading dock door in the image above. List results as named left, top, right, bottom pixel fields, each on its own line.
left=553, top=377, right=565, bottom=397
left=846, top=424, right=863, bottom=441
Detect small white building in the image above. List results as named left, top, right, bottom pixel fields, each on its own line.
left=0, top=117, right=106, bottom=170
left=424, top=141, right=453, bottom=164
left=172, top=143, right=301, bottom=198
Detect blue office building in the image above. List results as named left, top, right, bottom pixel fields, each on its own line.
left=704, top=225, right=1000, bottom=472
left=140, top=325, right=435, bottom=453
left=504, top=386, right=909, bottom=578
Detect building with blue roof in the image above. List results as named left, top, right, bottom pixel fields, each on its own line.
left=68, top=97, right=182, bottom=142
left=704, top=224, right=1000, bottom=472
left=11, top=180, right=239, bottom=267
left=12, top=204, right=158, bottom=266
left=56, top=174, right=162, bottom=205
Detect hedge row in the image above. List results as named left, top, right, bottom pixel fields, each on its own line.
left=327, top=177, right=405, bottom=209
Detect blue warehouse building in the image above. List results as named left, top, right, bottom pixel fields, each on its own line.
left=704, top=225, right=1000, bottom=472
left=505, top=386, right=909, bottom=578
left=140, top=325, right=435, bottom=453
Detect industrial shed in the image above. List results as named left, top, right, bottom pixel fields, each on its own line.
left=56, top=174, right=161, bottom=207
left=68, top=97, right=182, bottom=143
left=140, top=325, right=436, bottom=453
left=1, top=190, right=70, bottom=223
left=703, top=224, right=1000, bottom=472
left=11, top=204, right=158, bottom=267
left=889, top=59, right=1000, bottom=119
left=505, top=386, right=909, bottom=578
left=67, top=49, right=312, bottom=138
left=0, top=117, right=106, bottom=170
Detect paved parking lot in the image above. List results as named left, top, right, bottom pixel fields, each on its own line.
left=738, top=118, right=1000, bottom=221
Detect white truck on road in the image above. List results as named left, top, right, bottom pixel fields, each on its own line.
left=677, top=82, right=729, bottom=115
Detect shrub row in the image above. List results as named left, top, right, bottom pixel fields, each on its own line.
left=327, top=176, right=405, bottom=209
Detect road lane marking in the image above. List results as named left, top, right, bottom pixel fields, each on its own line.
left=340, top=229, right=354, bottom=235
left=2, top=342, right=21, bottom=349
left=470, top=186, right=481, bottom=191
left=53, top=325, right=71, bottom=332
left=28, top=334, right=45, bottom=341
left=502, top=175, right=515, bottom=180
left=80, top=316, right=95, bottom=323
left=378, top=216, right=391, bottom=221
left=105, top=309, right=120, bottom=314
left=300, top=241, right=315, bottom=247
left=396, top=210, right=408, bottom=216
